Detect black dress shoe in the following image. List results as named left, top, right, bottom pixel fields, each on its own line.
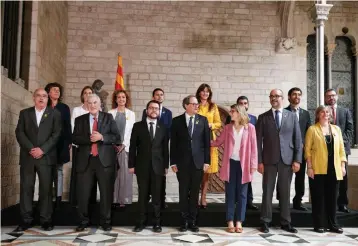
left=153, top=224, right=162, bottom=233
left=281, top=224, right=298, bottom=233
left=338, top=205, right=350, bottom=213
left=14, top=223, right=32, bottom=232
left=76, top=224, right=88, bottom=232
left=329, top=227, right=343, bottom=234
left=260, top=223, right=269, bottom=233
left=41, top=222, right=54, bottom=231
left=133, top=224, right=146, bottom=232
left=247, top=203, right=259, bottom=210
left=293, top=204, right=308, bottom=211
left=314, top=227, right=325, bottom=233
left=101, top=224, right=112, bottom=231
left=189, top=222, right=199, bottom=232
left=179, top=222, right=188, bottom=232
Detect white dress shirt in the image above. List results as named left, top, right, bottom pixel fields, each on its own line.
left=35, top=107, right=46, bottom=126
left=185, top=113, right=195, bottom=136
left=272, top=108, right=283, bottom=127
left=89, top=114, right=99, bottom=134
left=71, top=105, right=89, bottom=132
left=231, top=126, right=244, bottom=161
left=146, top=118, right=157, bottom=137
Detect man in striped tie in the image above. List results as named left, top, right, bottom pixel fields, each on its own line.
left=73, top=94, right=121, bottom=232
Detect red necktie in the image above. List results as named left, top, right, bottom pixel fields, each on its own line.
left=91, top=118, right=98, bottom=156
left=331, top=106, right=336, bottom=124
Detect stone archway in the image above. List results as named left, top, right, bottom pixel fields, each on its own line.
left=207, top=105, right=229, bottom=193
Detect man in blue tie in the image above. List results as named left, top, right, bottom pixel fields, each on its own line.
left=142, top=88, right=172, bottom=209
left=256, top=89, right=302, bottom=234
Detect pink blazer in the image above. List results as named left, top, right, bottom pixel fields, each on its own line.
left=211, top=123, right=258, bottom=183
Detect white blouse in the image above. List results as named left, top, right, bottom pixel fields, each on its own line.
left=231, top=126, right=244, bottom=161
left=71, top=105, right=89, bottom=133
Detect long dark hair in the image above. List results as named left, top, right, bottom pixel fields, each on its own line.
left=112, top=90, right=131, bottom=109
left=44, top=82, right=63, bottom=106
left=196, top=83, right=214, bottom=111
left=80, top=86, right=94, bottom=103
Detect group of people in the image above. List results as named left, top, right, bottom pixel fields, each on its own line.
left=14, top=81, right=352, bottom=235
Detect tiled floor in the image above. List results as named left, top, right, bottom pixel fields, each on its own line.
left=1, top=226, right=358, bottom=245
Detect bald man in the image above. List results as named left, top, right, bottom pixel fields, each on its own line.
left=256, top=89, right=302, bottom=234
left=15, top=88, right=62, bottom=232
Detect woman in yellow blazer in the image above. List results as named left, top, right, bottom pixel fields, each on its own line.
left=196, top=83, right=221, bottom=208
left=305, top=105, right=347, bottom=234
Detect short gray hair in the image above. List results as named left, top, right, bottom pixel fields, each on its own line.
left=182, top=95, right=196, bottom=109
left=87, top=93, right=101, bottom=103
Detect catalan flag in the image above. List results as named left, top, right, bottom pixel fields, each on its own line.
left=115, top=54, right=124, bottom=90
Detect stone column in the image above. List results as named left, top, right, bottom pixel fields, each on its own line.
left=325, top=43, right=337, bottom=89
left=315, top=1, right=333, bottom=106
left=353, top=46, right=358, bottom=144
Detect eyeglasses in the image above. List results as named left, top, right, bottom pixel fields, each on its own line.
left=325, top=94, right=336, bottom=98
left=35, top=94, right=48, bottom=99
left=188, top=103, right=199, bottom=106
left=269, top=95, right=282, bottom=99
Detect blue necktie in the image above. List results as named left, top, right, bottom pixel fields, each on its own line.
left=188, top=116, right=193, bottom=137
left=275, top=110, right=280, bottom=129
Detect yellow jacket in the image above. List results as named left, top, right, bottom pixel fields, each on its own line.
left=304, top=123, right=346, bottom=180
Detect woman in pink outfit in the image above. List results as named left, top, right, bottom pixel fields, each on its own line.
left=211, top=104, right=258, bottom=233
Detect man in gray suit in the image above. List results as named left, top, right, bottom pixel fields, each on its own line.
left=256, top=89, right=302, bottom=233
left=15, top=88, right=62, bottom=232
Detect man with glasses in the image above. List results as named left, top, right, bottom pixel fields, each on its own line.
left=225, top=96, right=258, bottom=210
left=324, top=88, right=353, bottom=213
left=171, top=95, right=211, bottom=232
left=15, top=88, right=62, bottom=232
left=256, top=89, right=302, bottom=233
left=130, top=100, right=169, bottom=232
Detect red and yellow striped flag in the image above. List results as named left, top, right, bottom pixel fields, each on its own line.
left=115, top=54, right=124, bottom=90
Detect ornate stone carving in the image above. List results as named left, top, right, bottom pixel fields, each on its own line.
left=278, top=1, right=295, bottom=38
left=92, top=79, right=109, bottom=112
left=325, top=43, right=337, bottom=56
left=315, top=4, right=333, bottom=21
left=275, top=37, right=297, bottom=53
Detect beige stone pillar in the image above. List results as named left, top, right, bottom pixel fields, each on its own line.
left=325, top=43, right=337, bottom=89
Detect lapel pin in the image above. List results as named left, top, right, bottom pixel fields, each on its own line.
left=195, top=120, right=199, bottom=125
left=44, top=113, right=48, bottom=118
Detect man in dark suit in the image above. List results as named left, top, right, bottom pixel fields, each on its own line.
left=130, top=100, right=169, bottom=233
left=142, top=88, right=172, bottom=209
left=73, top=94, right=121, bottom=232
left=225, top=96, right=258, bottom=210
left=15, top=88, right=62, bottom=232
left=171, top=95, right=211, bottom=232
left=325, top=88, right=353, bottom=213
left=256, top=89, right=302, bottom=234
left=276, top=88, right=311, bottom=211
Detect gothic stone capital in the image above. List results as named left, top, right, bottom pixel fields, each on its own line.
left=315, top=4, right=333, bottom=21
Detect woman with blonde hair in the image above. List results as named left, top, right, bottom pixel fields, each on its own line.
left=109, top=90, right=135, bottom=208
left=211, top=104, right=257, bottom=233
left=305, top=105, right=346, bottom=234
left=196, top=83, right=221, bottom=208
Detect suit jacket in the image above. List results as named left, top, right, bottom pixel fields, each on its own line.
left=170, top=113, right=211, bottom=170
left=225, top=114, right=257, bottom=126
left=15, top=106, right=62, bottom=166
left=108, top=108, right=135, bottom=152
left=305, top=123, right=346, bottom=180
left=54, top=102, right=72, bottom=164
left=72, top=112, right=121, bottom=173
left=285, top=106, right=311, bottom=145
left=142, top=106, right=172, bottom=137
left=256, top=109, right=302, bottom=165
left=211, top=123, right=258, bottom=183
left=128, top=120, right=169, bottom=176
left=335, top=106, right=353, bottom=155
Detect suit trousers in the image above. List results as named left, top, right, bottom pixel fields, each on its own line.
left=77, top=156, right=115, bottom=225
left=53, top=163, right=64, bottom=197
left=137, top=167, right=163, bottom=224
left=276, top=155, right=306, bottom=206
left=225, top=159, right=248, bottom=222
left=337, top=157, right=349, bottom=206
left=309, top=175, right=339, bottom=229
left=20, top=162, right=53, bottom=224
left=261, top=160, right=293, bottom=225
left=177, top=163, right=203, bottom=222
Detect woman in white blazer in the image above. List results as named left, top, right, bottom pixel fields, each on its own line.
left=109, top=90, right=135, bottom=208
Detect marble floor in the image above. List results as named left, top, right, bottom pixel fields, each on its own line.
left=1, top=226, right=358, bottom=245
